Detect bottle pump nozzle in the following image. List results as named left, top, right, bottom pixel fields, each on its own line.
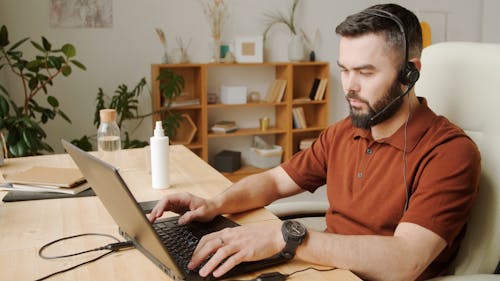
left=154, top=121, right=165, bottom=137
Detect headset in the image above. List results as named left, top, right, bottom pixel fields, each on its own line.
left=361, top=8, right=420, bottom=212
left=363, top=8, right=421, bottom=124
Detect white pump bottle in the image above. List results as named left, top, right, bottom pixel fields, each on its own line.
left=150, top=121, right=170, bottom=189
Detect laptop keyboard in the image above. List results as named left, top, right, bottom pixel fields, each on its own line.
left=153, top=219, right=200, bottom=272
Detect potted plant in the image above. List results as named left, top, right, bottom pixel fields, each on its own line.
left=72, top=68, right=185, bottom=151
left=0, top=25, right=86, bottom=157
left=263, top=0, right=305, bottom=61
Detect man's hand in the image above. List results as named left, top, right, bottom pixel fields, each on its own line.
left=188, top=221, right=286, bottom=278
left=148, top=192, right=218, bottom=224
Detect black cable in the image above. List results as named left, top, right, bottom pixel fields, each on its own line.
left=36, top=233, right=134, bottom=280
left=229, top=266, right=335, bottom=281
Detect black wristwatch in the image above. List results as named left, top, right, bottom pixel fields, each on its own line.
left=280, top=220, right=307, bottom=259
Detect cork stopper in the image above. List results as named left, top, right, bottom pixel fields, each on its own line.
left=100, top=109, right=117, bottom=123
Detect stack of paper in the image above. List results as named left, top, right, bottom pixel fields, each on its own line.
left=3, top=166, right=90, bottom=194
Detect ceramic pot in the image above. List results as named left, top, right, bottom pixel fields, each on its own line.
left=288, top=34, right=305, bottom=61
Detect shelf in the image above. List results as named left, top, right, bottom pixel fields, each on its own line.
left=208, top=102, right=286, bottom=108
left=151, top=62, right=329, bottom=179
left=208, top=127, right=286, bottom=138
left=292, top=126, right=327, bottom=133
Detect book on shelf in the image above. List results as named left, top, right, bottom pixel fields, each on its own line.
left=292, top=107, right=307, bottom=129
left=265, top=79, right=287, bottom=102
left=307, top=77, right=327, bottom=101
left=299, top=138, right=316, bottom=150
left=314, top=78, right=328, bottom=101
left=211, top=120, right=238, bottom=133
left=308, top=78, right=321, bottom=100
left=168, top=98, right=200, bottom=108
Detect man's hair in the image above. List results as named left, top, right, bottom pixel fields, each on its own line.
left=335, top=3, right=422, bottom=65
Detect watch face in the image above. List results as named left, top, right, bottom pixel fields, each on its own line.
left=284, top=220, right=306, bottom=238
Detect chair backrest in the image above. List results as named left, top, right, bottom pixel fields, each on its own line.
left=415, top=42, right=500, bottom=275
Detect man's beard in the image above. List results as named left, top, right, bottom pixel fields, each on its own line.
left=346, top=80, right=404, bottom=129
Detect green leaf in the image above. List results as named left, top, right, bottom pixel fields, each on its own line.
left=22, top=129, right=38, bottom=150
left=42, top=36, right=51, bottom=51
left=61, top=65, right=72, bottom=76
left=0, top=84, right=10, bottom=96
left=9, top=141, right=28, bottom=157
left=71, top=135, right=93, bottom=151
left=0, top=25, right=9, bottom=47
left=26, top=59, right=42, bottom=72
left=31, top=41, right=45, bottom=52
left=58, top=109, right=71, bottom=123
left=0, top=95, right=9, bottom=117
left=7, top=37, right=29, bottom=51
left=48, top=56, right=62, bottom=70
left=61, top=43, right=76, bottom=58
left=70, top=59, right=86, bottom=70
left=47, top=96, right=59, bottom=107
left=28, top=77, right=38, bottom=90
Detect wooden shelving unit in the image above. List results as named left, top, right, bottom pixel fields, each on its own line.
left=151, top=62, right=330, bottom=179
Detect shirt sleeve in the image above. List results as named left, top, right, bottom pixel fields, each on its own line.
left=281, top=127, right=333, bottom=192
left=400, top=136, right=481, bottom=245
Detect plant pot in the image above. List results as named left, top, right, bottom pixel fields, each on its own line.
left=288, top=34, right=306, bottom=62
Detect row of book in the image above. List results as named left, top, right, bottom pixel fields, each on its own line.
left=299, top=138, right=315, bottom=150
left=265, top=79, right=287, bottom=103
left=292, top=107, right=307, bottom=129
left=308, top=78, right=328, bottom=101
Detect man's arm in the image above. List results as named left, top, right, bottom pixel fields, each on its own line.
left=149, top=166, right=303, bottom=223
left=298, top=222, right=447, bottom=281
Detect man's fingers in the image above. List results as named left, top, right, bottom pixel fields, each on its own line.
left=212, top=250, right=246, bottom=277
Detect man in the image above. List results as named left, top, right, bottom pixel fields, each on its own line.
left=149, top=4, right=480, bottom=281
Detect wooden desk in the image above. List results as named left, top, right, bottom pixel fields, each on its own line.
left=0, top=146, right=360, bottom=281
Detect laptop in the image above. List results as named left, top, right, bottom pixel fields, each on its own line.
left=61, top=140, right=288, bottom=281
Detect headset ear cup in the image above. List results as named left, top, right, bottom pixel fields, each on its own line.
left=405, top=61, right=420, bottom=85
left=402, top=62, right=420, bottom=85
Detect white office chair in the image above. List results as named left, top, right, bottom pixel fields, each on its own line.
left=268, top=42, right=500, bottom=280
left=417, top=42, right=500, bottom=280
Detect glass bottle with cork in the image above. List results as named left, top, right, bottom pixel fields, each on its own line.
left=97, top=109, right=121, bottom=166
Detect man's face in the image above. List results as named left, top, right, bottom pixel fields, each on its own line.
left=338, top=33, right=403, bottom=129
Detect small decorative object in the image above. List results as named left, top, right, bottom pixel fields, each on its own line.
left=220, top=86, right=247, bottom=104
left=171, top=114, right=197, bottom=145
left=259, top=117, right=270, bottom=131
left=248, top=91, right=261, bottom=103
left=234, top=36, right=263, bottom=63
left=155, top=28, right=168, bottom=63
left=208, top=92, right=218, bottom=104
left=222, top=50, right=236, bottom=63
left=214, top=150, right=241, bottom=173
left=220, top=44, right=230, bottom=59
left=263, top=0, right=306, bottom=62
left=172, top=37, right=191, bottom=64
left=200, top=0, right=229, bottom=63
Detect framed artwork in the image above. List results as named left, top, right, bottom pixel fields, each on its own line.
left=50, top=0, right=113, bottom=28
left=234, top=36, right=263, bottom=63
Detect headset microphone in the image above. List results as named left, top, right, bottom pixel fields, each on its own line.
left=369, top=81, right=416, bottom=122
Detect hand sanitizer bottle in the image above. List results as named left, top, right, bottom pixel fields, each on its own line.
left=150, top=121, right=170, bottom=189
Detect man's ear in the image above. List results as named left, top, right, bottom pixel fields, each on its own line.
left=410, top=58, right=422, bottom=71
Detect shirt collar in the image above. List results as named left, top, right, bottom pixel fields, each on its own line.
left=352, top=97, right=437, bottom=151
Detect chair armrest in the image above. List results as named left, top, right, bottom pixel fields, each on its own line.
left=266, top=201, right=328, bottom=219
left=427, top=274, right=499, bottom=281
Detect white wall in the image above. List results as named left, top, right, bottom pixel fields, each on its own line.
left=1, top=0, right=498, bottom=153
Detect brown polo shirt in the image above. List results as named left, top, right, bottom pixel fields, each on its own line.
left=281, top=98, right=481, bottom=280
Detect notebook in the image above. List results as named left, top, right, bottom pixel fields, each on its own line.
left=61, top=140, right=288, bottom=281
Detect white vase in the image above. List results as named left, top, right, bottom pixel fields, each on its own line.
left=288, top=34, right=305, bottom=62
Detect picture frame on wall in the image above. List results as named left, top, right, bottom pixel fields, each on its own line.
left=234, top=36, right=263, bottom=63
